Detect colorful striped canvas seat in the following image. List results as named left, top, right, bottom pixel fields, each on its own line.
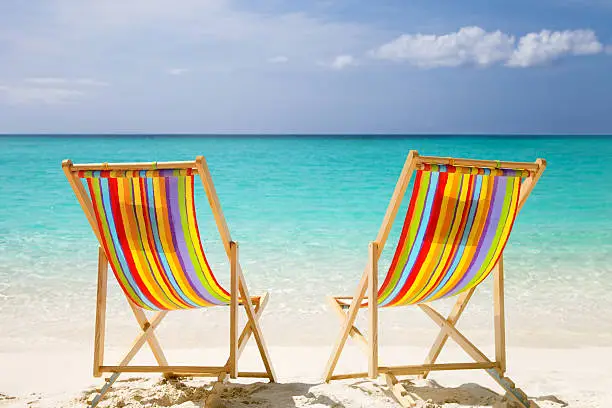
left=77, top=169, right=230, bottom=310
left=323, top=152, right=546, bottom=408
left=378, top=164, right=528, bottom=307
left=64, top=157, right=276, bottom=407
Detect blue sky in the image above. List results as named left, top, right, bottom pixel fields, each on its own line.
left=0, top=0, right=611, bottom=134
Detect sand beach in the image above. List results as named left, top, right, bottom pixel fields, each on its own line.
left=1, top=343, right=611, bottom=407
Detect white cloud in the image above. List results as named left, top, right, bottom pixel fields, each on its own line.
left=371, top=26, right=606, bottom=68
left=45, top=0, right=379, bottom=72
left=0, top=0, right=386, bottom=101
left=268, top=55, right=289, bottom=64
left=167, top=68, right=190, bottom=75
left=330, top=54, right=357, bottom=70
left=73, top=78, right=109, bottom=86
left=0, top=77, right=107, bottom=105
left=25, top=77, right=69, bottom=85
left=25, top=77, right=108, bottom=86
left=0, top=85, right=84, bottom=105
left=507, top=29, right=603, bottom=67
left=371, top=26, right=515, bottom=68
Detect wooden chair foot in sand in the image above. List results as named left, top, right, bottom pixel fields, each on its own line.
left=322, top=151, right=546, bottom=408
left=63, top=157, right=276, bottom=407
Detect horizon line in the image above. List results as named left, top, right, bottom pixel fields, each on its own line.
left=1, top=132, right=611, bottom=138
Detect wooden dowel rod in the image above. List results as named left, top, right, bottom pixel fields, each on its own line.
left=329, top=362, right=499, bottom=381
left=100, top=366, right=226, bottom=374
left=416, top=156, right=540, bottom=171
left=237, top=372, right=273, bottom=378
left=333, top=296, right=367, bottom=308
left=381, top=362, right=497, bottom=375
left=69, top=161, right=197, bottom=171
left=330, top=372, right=369, bottom=380
left=238, top=296, right=260, bottom=306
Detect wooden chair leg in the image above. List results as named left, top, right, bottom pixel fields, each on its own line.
left=493, top=257, right=506, bottom=374
left=420, top=288, right=475, bottom=379
left=419, top=304, right=492, bottom=366
left=121, top=311, right=168, bottom=366
left=89, top=310, right=168, bottom=408
left=229, top=242, right=239, bottom=378
left=384, top=373, right=419, bottom=408
left=90, top=372, right=120, bottom=408
left=368, top=242, right=379, bottom=379
left=323, top=273, right=368, bottom=382
left=128, top=302, right=169, bottom=368
left=419, top=303, right=536, bottom=408
left=223, top=292, right=269, bottom=370
left=93, top=247, right=109, bottom=377
left=238, top=271, right=277, bottom=382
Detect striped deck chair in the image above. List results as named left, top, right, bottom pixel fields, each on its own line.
left=323, top=151, right=546, bottom=408
left=62, top=157, right=276, bottom=407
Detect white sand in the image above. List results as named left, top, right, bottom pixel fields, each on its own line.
left=1, top=343, right=611, bottom=408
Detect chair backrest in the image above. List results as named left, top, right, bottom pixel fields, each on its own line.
left=378, top=155, right=545, bottom=307
left=64, top=160, right=231, bottom=310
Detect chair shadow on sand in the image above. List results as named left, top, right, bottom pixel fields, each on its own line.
left=79, top=376, right=568, bottom=408
left=80, top=378, right=343, bottom=408
left=350, top=378, right=569, bottom=408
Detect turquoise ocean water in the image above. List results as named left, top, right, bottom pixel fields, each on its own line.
left=0, top=135, right=611, bottom=350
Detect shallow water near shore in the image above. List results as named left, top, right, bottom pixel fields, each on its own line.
left=1, top=135, right=611, bottom=350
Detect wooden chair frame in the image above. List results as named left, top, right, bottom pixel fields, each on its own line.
left=322, top=151, right=546, bottom=408
left=62, top=156, right=276, bottom=407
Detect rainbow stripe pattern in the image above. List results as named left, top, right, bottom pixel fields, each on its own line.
left=78, top=169, right=230, bottom=310
left=378, top=165, right=524, bottom=307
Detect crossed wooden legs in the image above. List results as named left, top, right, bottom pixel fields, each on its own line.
left=419, top=289, right=475, bottom=379
left=323, top=261, right=539, bottom=408
left=89, top=249, right=275, bottom=408
left=89, top=307, right=169, bottom=407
